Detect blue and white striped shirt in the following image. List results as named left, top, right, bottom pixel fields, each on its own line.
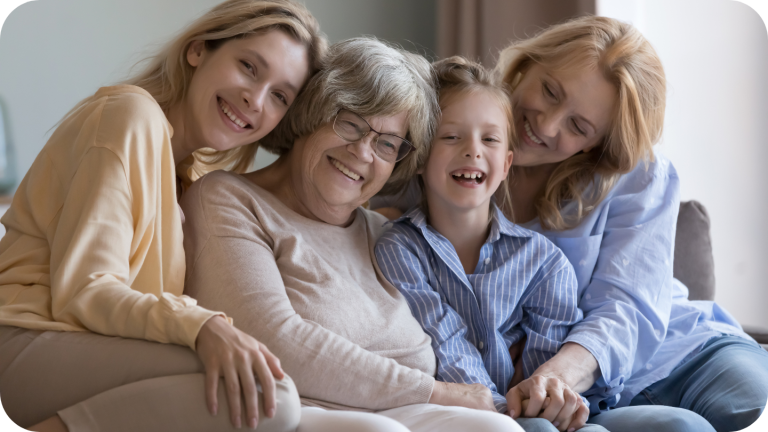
left=374, top=204, right=583, bottom=413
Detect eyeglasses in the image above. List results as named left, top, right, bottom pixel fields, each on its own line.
left=332, top=109, right=413, bottom=163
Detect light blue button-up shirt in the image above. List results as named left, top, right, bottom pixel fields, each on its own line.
left=374, top=204, right=583, bottom=413
left=370, top=152, right=750, bottom=414
left=520, top=153, right=750, bottom=412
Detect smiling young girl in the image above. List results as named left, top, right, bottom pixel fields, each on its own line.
left=0, top=1, right=326, bottom=431
left=374, top=57, right=594, bottom=432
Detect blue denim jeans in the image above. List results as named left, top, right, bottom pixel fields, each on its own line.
left=588, top=335, right=768, bottom=432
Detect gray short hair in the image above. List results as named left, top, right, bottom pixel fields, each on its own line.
left=260, top=37, right=439, bottom=195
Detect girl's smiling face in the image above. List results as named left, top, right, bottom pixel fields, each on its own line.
left=422, top=89, right=513, bottom=212
left=510, top=62, right=617, bottom=167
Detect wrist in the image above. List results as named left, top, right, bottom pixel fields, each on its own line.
left=428, top=381, right=445, bottom=405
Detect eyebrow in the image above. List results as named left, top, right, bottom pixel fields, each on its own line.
left=546, top=74, right=598, bottom=133
left=244, top=49, right=299, bottom=94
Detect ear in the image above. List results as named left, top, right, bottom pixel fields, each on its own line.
left=186, top=40, right=206, bottom=67
left=503, top=150, right=514, bottom=175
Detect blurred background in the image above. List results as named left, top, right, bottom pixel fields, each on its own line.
left=0, top=0, right=766, bottom=328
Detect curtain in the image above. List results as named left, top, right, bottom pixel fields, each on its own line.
left=437, top=0, right=595, bottom=66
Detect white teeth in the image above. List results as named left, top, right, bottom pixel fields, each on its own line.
left=332, top=159, right=360, bottom=181
left=470, top=173, right=477, bottom=179
left=477, top=173, right=483, bottom=178
left=524, top=120, right=544, bottom=144
left=219, top=100, right=249, bottom=128
left=463, top=173, right=470, bottom=178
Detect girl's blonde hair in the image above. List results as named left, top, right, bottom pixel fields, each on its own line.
left=126, top=0, right=327, bottom=186
left=495, top=15, right=666, bottom=230
left=419, top=56, right=516, bottom=216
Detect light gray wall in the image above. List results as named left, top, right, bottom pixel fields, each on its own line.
left=0, top=0, right=436, bottom=190
left=598, top=0, right=768, bottom=328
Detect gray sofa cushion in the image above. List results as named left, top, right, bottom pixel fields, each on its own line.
left=674, top=201, right=716, bottom=301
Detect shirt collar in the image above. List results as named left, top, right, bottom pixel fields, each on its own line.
left=396, top=203, right=533, bottom=243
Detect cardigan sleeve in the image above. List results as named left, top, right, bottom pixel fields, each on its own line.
left=48, top=146, right=220, bottom=350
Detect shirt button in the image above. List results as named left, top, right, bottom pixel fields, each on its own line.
left=478, top=341, right=484, bottom=350
left=484, top=258, right=491, bottom=265
left=655, top=329, right=661, bottom=337
left=646, top=363, right=652, bottom=370
left=585, top=293, right=592, bottom=300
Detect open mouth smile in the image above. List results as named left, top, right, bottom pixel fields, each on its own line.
left=450, top=168, right=486, bottom=186
left=329, top=156, right=363, bottom=181
left=218, top=97, right=252, bottom=130
left=523, top=118, right=546, bottom=147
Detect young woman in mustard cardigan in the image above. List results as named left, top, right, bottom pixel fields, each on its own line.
left=0, top=1, right=326, bottom=431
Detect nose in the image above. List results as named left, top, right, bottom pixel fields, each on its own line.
left=346, top=133, right=376, bottom=163
left=537, top=107, right=566, bottom=138
left=463, top=136, right=483, bottom=159
left=243, top=84, right=269, bottom=113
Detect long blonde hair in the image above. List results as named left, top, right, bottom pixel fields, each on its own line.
left=496, top=15, right=666, bottom=230
left=125, top=0, right=327, bottom=186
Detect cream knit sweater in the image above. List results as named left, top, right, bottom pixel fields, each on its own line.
left=181, top=170, right=436, bottom=411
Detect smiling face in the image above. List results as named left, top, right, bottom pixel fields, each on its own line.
left=289, top=111, right=409, bottom=224
left=510, top=62, right=617, bottom=167
left=422, top=90, right=513, bottom=213
left=180, top=30, right=310, bottom=155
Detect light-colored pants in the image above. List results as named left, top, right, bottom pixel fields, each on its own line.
left=298, top=404, right=524, bottom=432
left=0, top=325, right=301, bottom=432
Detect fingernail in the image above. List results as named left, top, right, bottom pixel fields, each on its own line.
left=553, top=422, right=560, bottom=427
left=211, top=404, right=217, bottom=416
left=568, top=429, right=576, bottom=432
left=234, top=417, right=242, bottom=429
left=249, top=417, right=257, bottom=429
left=268, top=408, right=276, bottom=418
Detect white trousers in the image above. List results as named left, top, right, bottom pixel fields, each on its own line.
left=298, top=404, right=524, bottom=432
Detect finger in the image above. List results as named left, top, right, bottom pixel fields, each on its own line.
left=566, top=401, right=590, bottom=432
left=552, top=390, right=578, bottom=431
left=222, top=363, right=243, bottom=428
left=253, top=349, right=278, bottom=419
left=239, top=357, right=260, bottom=430
left=506, top=387, right=525, bottom=419
left=539, top=382, right=565, bottom=422
left=205, top=367, right=220, bottom=416
left=539, top=389, right=570, bottom=427
left=259, top=344, right=285, bottom=380
left=525, top=385, right=548, bottom=418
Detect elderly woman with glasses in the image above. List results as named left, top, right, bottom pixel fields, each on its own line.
left=180, top=37, right=526, bottom=432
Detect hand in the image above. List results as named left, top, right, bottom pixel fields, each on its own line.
left=196, top=315, right=285, bottom=429
left=507, top=375, right=589, bottom=432
left=429, top=381, right=496, bottom=412
left=507, top=337, right=526, bottom=389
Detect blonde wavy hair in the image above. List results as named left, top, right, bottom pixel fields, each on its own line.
left=125, top=0, right=327, bottom=186
left=495, top=15, right=666, bottom=230
left=418, top=56, right=516, bottom=216
left=262, top=37, right=440, bottom=196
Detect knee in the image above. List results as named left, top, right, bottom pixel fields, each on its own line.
left=267, top=375, right=301, bottom=432
left=706, top=405, right=763, bottom=432
left=637, top=408, right=715, bottom=432
left=513, top=417, right=558, bottom=432
left=472, top=412, right=524, bottom=432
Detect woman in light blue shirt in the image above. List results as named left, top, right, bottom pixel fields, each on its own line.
left=374, top=15, right=767, bottom=432
left=493, top=15, right=767, bottom=432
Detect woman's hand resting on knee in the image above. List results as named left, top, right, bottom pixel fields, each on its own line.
left=196, top=315, right=285, bottom=429
left=428, top=381, right=497, bottom=412
left=506, top=375, right=589, bottom=432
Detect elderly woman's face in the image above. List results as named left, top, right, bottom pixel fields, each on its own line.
left=293, top=111, right=409, bottom=221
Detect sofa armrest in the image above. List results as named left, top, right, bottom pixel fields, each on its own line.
left=742, top=325, right=768, bottom=346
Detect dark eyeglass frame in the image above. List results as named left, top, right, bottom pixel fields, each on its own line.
left=332, top=109, right=414, bottom=163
